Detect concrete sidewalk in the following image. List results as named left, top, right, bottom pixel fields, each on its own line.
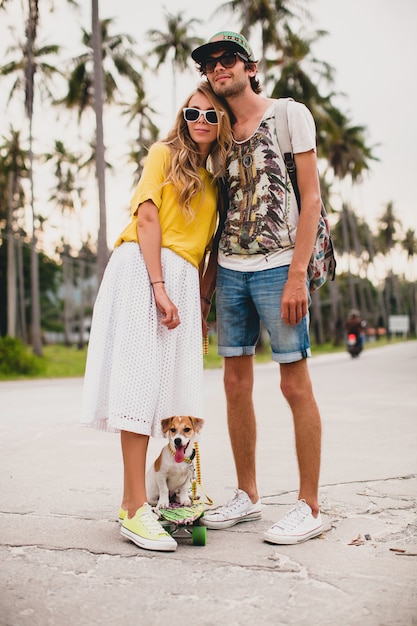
left=1, top=341, right=416, bottom=626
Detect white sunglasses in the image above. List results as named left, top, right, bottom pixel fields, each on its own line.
left=183, top=107, right=221, bottom=125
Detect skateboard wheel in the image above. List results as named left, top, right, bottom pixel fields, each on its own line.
left=192, top=525, right=207, bottom=546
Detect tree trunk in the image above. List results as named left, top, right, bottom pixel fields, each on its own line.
left=62, top=245, right=73, bottom=346
left=171, top=59, right=177, bottom=119
left=26, top=0, right=42, bottom=355
left=16, top=233, right=27, bottom=342
left=346, top=208, right=367, bottom=316
left=7, top=172, right=17, bottom=338
left=329, top=279, right=343, bottom=346
left=77, top=255, right=86, bottom=350
left=29, top=121, right=43, bottom=356
left=92, top=0, right=109, bottom=284
left=310, top=290, right=324, bottom=344
left=341, top=206, right=357, bottom=309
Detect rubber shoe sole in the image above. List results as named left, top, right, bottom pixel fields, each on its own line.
left=201, top=510, right=262, bottom=530
left=120, top=525, right=177, bottom=552
left=263, top=522, right=323, bottom=545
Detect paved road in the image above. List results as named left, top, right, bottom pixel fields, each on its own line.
left=1, top=341, right=416, bottom=626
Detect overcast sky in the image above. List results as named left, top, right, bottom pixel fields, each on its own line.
left=2, top=0, right=416, bottom=253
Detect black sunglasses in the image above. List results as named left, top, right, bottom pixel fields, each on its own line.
left=183, top=107, right=220, bottom=125
left=202, top=51, right=248, bottom=74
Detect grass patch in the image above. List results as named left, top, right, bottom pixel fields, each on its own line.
left=0, top=335, right=408, bottom=381
left=0, top=343, right=88, bottom=380
left=203, top=334, right=403, bottom=367
left=41, top=344, right=89, bottom=378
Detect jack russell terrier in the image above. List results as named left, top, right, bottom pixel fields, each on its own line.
left=146, top=415, right=204, bottom=509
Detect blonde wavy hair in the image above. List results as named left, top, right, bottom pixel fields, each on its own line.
left=161, top=81, right=232, bottom=220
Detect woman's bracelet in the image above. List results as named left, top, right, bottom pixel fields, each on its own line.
left=200, top=296, right=211, bottom=305
left=151, top=280, right=165, bottom=286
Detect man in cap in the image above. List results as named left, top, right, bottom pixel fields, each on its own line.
left=193, top=32, right=324, bottom=544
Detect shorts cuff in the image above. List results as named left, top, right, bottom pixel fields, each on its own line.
left=271, top=348, right=311, bottom=364
left=218, top=346, right=256, bottom=357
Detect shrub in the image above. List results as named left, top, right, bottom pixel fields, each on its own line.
left=0, top=336, right=45, bottom=377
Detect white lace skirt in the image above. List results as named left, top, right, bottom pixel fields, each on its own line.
left=81, top=242, right=203, bottom=437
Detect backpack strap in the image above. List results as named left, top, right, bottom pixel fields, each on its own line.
left=211, top=175, right=228, bottom=252
left=274, top=99, right=337, bottom=289
left=274, top=97, right=301, bottom=212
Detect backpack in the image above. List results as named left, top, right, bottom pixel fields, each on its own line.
left=274, top=98, right=336, bottom=293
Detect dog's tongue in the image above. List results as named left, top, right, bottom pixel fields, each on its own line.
left=175, top=446, right=185, bottom=463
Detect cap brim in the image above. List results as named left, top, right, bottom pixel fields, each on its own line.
left=192, top=41, right=248, bottom=63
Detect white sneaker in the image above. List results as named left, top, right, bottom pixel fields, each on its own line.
left=201, top=489, right=262, bottom=529
left=263, top=499, right=323, bottom=545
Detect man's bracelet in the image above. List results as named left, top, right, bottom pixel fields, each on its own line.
left=200, top=296, right=211, bottom=305
left=151, top=280, right=165, bottom=286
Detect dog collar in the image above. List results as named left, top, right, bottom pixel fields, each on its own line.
left=168, top=444, right=196, bottom=463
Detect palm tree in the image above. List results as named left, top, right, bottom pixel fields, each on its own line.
left=59, top=17, right=142, bottom=117
left=270, top=24, right=334, bottom=103
left=147, top=12, right=203, bottom=116
left=44, top=139, right=83, bottom=344
left=91, top=0, right=107, bottom=283
left=74, top=238, right=97, bottom=350
left=319, top=104, right=378, bottom=184
left=0, top=1, right=64, bottom=355
left=59, top=14, right=142, bottom=281
left=0, top=128, right=28, bottom=339
left=375, top=201, right=403, bottom=321
left=216, top=0, right=307, bottom=80
left=402, top=229, right=417, bottom=334
left=375, top=201, right=402, bottom=278
left=122, top=84, right=159, bottom=183
left=402, top=229, right=417, bottom=277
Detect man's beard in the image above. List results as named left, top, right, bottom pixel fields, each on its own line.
left=210, top=75, right=247, bottom=99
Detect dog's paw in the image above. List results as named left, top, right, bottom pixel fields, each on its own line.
left=177, top=496, right=192, bottom=507
left=157, top=498, right=170, bottom=509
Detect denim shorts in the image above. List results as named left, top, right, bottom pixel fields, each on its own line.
left=216, top=264, right=311, bottom=364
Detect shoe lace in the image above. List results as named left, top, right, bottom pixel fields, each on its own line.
left=215, top=490, right=245, bottom=514
left=141, top=507, right=166, bottom=535
left=275, top=502, right=308, bottom=531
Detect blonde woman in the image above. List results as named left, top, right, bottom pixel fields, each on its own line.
left=81, top=82, right=231, bottom=552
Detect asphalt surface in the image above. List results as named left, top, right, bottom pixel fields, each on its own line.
left=1, top=341, right=416, bottom=626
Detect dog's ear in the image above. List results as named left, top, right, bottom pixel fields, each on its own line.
left=161, top=417, right=173, bottom=435
left=189, top=417, right=204, bottom=433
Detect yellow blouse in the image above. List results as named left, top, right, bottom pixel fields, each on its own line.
left=114, top=142, right=218, bottom=268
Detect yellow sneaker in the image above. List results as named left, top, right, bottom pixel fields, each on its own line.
left=121, top=503, right=177, bottom=552
left=118, top=508, right=126, bottom=523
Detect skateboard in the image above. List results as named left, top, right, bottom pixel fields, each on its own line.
left=158, top=503, right=207, bottom=546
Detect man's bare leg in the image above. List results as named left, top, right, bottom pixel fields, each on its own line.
left=280, top=359, right=321, bottom=515
left=224, top=355, right=259, bottom=503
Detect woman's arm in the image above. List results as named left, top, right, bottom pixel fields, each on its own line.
left=137, top=200, right=180, bottom=329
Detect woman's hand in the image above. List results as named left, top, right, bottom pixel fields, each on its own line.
left=152, top=283, right=180, bottom=329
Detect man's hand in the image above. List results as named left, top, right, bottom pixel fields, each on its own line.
left=281, top=273, right=308, bottom=326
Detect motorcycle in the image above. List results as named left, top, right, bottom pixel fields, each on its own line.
left=346, top=333, right=363, bottom=358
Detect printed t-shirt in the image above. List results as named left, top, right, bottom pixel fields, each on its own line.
left=218, top=100, right=316, bottom=272
left=114, top=142, right=218, bottom=268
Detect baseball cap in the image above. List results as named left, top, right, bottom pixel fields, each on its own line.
left=191, top=31, right=255, bottom=63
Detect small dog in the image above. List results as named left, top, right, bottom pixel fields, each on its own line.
left=146, top=415, right=204, bottom=509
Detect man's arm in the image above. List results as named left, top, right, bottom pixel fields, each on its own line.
left=281, top=149, right=322, bottom=326
left=200, top=247, right=218, bottom=324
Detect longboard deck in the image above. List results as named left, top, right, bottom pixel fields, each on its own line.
left=158, top=503, right=206, bottom=526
